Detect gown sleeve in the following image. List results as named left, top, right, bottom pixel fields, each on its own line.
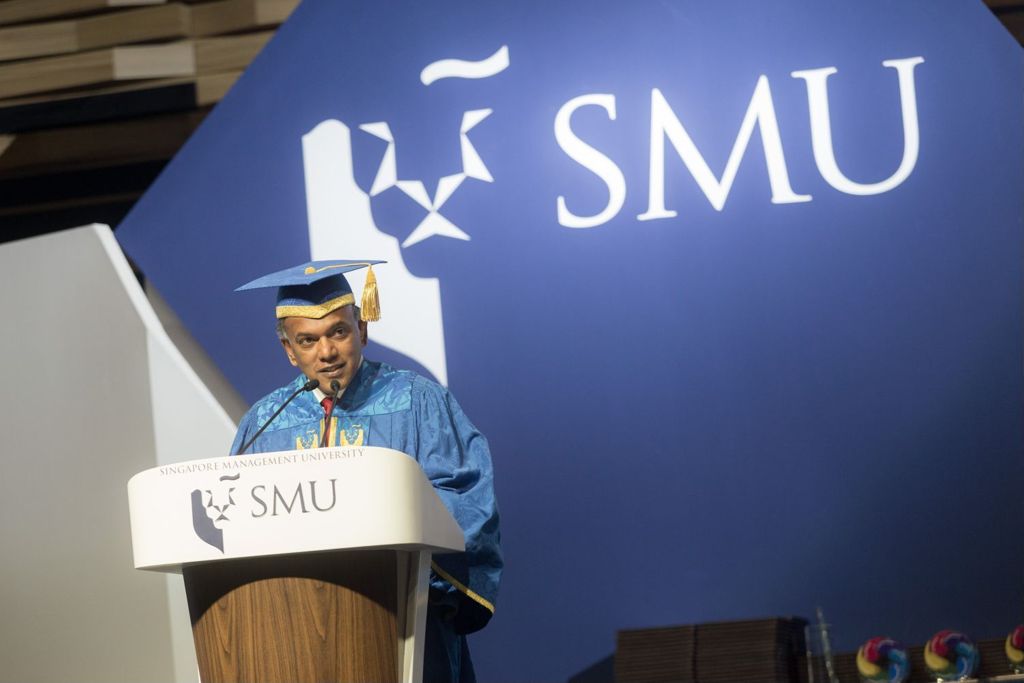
left=411, top=379, right=503, bottom=635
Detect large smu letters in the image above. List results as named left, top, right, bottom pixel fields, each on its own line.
left=556, top=57, right=925, bottom=227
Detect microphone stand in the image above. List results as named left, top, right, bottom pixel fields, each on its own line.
left=236, top=378, right=319, bottom=455
left=320, top=379, right=343, bottom=448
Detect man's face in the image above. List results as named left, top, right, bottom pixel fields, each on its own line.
left=280, top=305, right=368, bottom=393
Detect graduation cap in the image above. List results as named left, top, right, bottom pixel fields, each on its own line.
left=236, top=260, right=385, bottom=322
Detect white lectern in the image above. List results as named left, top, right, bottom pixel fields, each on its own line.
left=128, top=447, right=464, bottom=683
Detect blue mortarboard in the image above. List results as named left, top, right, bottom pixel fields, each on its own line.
left=236, top=260, right=385, bottom=321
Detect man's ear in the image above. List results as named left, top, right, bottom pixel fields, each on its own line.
left=280, top=338, right=299, bottom=366
left=358, top=320, right=368, bottom=348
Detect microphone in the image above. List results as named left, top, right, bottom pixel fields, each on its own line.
left=236, top=378, right=319, bottom=455
left=320, top=379, right=343, bottom=447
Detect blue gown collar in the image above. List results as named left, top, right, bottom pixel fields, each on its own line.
left=295, top=359, right=381, bottom=413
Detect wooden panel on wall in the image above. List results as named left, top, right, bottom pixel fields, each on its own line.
left=0, top=0, right=297, bottom=62
left=0, top=71, right=239, bottom=132
left=0, top=0, right=165, bottom=27
left=0, top=109, right=206, bottom=177
left=0, top=42, right=194, bottom=99
left=193, top=30, right=272, bottom=73
left=190, top=0, right=299, bottom=37
left=0, top=4, right=190, bottom=61
left=0, top=0, right=292, bottom=242
left=0, top=31, right=268, bottom=100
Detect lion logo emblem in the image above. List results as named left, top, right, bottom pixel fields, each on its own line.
left=303, top=45, right=510, bottom=387
left=190, top=473, right=241, bottom=552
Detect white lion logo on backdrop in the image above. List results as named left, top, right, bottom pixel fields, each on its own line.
left=302, top=46, right=510, bottom=387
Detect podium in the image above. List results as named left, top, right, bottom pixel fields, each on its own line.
left=127, top=447, right=465, bottom=683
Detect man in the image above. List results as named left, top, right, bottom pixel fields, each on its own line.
left=231, top=260, right=501, bottom=683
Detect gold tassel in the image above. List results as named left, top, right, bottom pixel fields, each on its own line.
left=360, top=264, right=381, bottom=321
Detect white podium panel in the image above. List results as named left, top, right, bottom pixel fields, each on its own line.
left=129, top=446, right=465, bottom=571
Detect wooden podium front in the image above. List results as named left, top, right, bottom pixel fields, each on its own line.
left=127, top=447, right=465, bottom=683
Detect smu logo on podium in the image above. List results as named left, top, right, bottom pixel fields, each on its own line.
left=190, top=472, right=341, bottom=552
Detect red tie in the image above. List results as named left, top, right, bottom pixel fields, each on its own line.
left=321, top=397, right=334, bottom=415
left=320, top=397, right=334, bottom=447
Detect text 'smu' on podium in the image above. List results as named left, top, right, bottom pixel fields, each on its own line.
left=127, top=446, right=465, bottom=683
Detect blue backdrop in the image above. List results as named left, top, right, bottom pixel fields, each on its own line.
left=117, top=2, right=1024, bottom=680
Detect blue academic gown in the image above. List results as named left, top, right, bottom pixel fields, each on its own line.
left=230, top=360, right=502, bottom=683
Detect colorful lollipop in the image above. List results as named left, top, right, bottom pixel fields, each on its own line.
left=924, top=630, right=978, bottom=681
left=856, top=636, right=910, bottom=683
left=1006, top=625, right=1024, bottom=673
